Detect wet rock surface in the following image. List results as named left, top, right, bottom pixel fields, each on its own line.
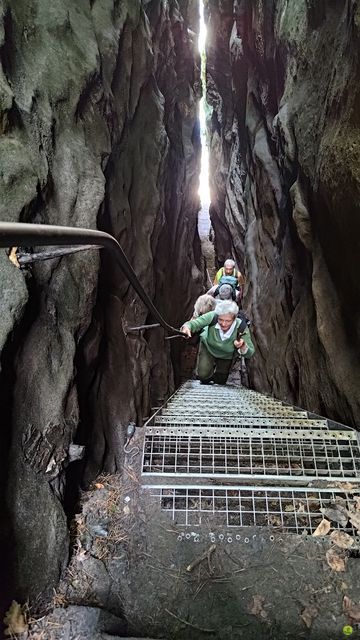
left=0, top=0, right=202, bottom=603
left=205, top=1, right=360, bottom=426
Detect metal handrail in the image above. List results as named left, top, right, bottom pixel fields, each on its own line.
left=0, top=222, right=184, bottom=336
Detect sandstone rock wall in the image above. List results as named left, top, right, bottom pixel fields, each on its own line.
left=205, top=0, right=360, bottom=424
left=0, top=0, right=201, bottom=601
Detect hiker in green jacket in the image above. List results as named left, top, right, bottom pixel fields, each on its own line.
left=180, top=300, right=255, bottom=385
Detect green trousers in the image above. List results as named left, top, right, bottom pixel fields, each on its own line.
left=196, top=342, right=233, bottom=385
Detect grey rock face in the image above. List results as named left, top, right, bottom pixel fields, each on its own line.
left=205, top=1, right=360, bottom=424
left=0, top=0, right=202, bottom=601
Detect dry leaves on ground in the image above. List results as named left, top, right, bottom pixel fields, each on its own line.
left=267, top=514, right=282, bottom=527
left=330, top=482, right=359, bottom=493
left=325, top=547, right=346, bottom=572
left=4, top=600, right=28, bottom=636
left=249, top=595, right=268, bottom=620
left=320, top=505, right=348, bottom=527
left=297, top=501, right=306, bottom=514
left=348, top=510, right=360, bottom=533
left=330, top=530, right=354, bottom=550
left=343, top=596, right=360, bottom=622
left=300, top=604, right=318, bottom=628
left=312, top=519, right=330, bottom=537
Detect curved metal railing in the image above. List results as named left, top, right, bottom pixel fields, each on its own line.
left=0, top=222, right=184, bottom=336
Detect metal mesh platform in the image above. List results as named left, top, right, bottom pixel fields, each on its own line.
left=142, top=429, right=360, bottom=481
left=147, top=485, right=360, bottom=535
left=140, top=381, right=360, bottom=535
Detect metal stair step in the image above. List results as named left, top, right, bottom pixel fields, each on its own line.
left=142, top=427, right=360, bottom=483
left=154, top=416, right=329, bottom=428
left=139, top=380, right=360, bottom=537
left=144, top=484, right=360, bottom=537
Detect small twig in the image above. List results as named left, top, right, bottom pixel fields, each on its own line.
left=233, top=568, right=247, bottom=574
left=158, top=523, right=180, bottom=535
left=222, top=548, right=244, bottom=567
left=165, top=608, right=215, bottom=633
left=207, top=544, right=216, bottom=574
left=209, top=577, right=232, bottom=583
left=124, top=466, right=138, bottom=482
left=186, top=544, right=217, bottom=574
left=146, top=564, right=188, bottom=583
left=127, top=323, right=160, bottom=332
left=194, top=580, right=208, bottom=599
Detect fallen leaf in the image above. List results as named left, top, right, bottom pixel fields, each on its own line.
left=284, top=504, right=294, bottom=512
left=312, top=519, right=331, bottom=537
left=76, top=548, right=87, bottom=563
left=297, top=501, right=306, bottom=514
left=4, top=600, right=28, bottom=636
left=352, top=496, right=360, bottom=510
left=249, top=594, right=268, bottom=620
left=123, top=505, right=130, bottom=515
left=301, top=604, right=318, bottom=628
left=94, top=483, right=104, bottom=489
left=343, top=595, right=360, bottom=622
left=320, top=505, right=348, bottom=527
left=332, top=482, right=359, bottom=492
left=8, top=247, right=20, bottom=268
left=330, top=530, right=354, bottom=550
left=348, top=510, right=360, bottom=532
left=326, top=548, right=346, bottom=572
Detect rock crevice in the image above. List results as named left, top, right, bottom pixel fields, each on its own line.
left=205, top=0, right=360, bottom=425
left=0, top=0, right=202, bottom=602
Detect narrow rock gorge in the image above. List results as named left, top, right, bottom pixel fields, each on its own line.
left=205, top=0, right=360, bottom=425
left=0, top=0, right=202, bottom=605
left=1, top=0, right=360, bottom=634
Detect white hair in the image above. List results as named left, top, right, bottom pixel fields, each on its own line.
left=218, top=283, right=233, bottom=300
left=224, top=259, right=235, bottom=269
left=215, top=300, right=238, bottom=317
left=193, top=294, right=216, bottom=318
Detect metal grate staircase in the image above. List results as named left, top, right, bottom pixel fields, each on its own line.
left=141, top=381, right=360, bottom=537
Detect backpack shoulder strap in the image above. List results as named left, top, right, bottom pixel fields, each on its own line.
left=209, top=313, right=218, bottom=327
left=236, top=314, right=248, bottom=335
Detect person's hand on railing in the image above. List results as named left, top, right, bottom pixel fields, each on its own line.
left=180, top=325, right=192, bottom=338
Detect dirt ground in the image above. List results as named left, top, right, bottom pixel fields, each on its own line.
left=22, top=455, right=360, bottom=640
